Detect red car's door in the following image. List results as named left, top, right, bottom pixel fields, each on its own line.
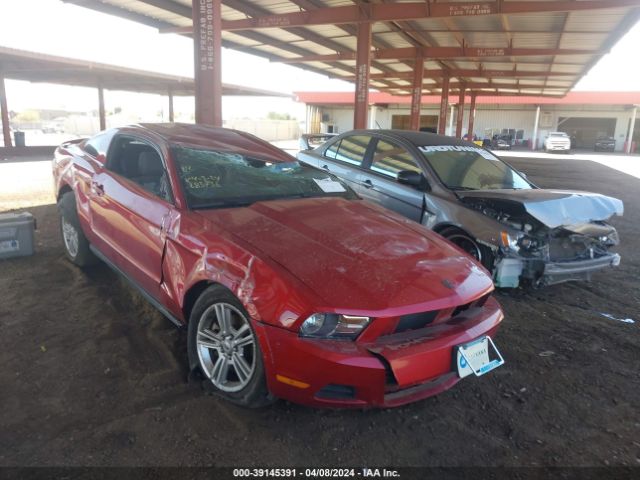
left=88, top=135, right=173, bottom=298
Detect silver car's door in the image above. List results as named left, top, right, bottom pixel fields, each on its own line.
left=317, top=134, right=373, bottom=193
left=357, top=137, right=425, bottom=222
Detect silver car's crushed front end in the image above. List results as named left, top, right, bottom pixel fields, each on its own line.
left=493, top=222, right=621, bottom=288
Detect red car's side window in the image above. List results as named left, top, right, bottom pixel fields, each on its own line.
left=82, top=131, right=114, bottom=161
left=106, top=136, right=173, bottom=204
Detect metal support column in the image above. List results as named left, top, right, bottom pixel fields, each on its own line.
left=532, top=105, right=541, bottom=150
left=468, top=93, right=477, bottom=141
left=455, top=85, right=466, bottom=138
left=0, top=76, right=11, bottom=147
left=353, top=21, right=372, bottom=130
left=409, top=56, right=424, bottom=131
left=193, top=0, right=222, bottom=126
left=626, top=106, right=637, bottom=154
left=437, top=77, right=449, bottom=135
left=168, top=87, right=174, bottom=122
left=448, top=105, right=455, bottom=136
left=98, top=83, right=106, bottom=131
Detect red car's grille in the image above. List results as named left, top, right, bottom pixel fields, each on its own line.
left=394, top=310, right=439, bottom=333
left=451, top=293, right=490, bottom=319
left=391, top=294, right=491, bottom=335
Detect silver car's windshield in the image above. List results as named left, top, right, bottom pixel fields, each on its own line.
left=419, top=145, right=532, bottom=191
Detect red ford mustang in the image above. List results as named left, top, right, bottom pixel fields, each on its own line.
left=52, top=124, right=504, bottom=408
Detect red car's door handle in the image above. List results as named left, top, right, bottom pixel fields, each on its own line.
left=91, top=181, right=105, bottom=196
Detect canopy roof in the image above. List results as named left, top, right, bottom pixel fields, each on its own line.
left=0, top=46, right=289, bottom=97
left=62, top=0, right=640, bottom=97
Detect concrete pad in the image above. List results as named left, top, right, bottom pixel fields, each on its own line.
left=497, top=150, right=640, bottom=179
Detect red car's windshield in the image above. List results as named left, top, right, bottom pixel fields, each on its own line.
left=172, top=146, right=357, bottom=209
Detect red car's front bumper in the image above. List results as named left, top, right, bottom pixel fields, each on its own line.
left=257, top=296, right=504, bottom=408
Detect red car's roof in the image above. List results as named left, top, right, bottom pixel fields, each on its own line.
left=133, top=123, right=295, bottom=163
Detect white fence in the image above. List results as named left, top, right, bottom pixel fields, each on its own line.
left=225, top=119, right=301, bottom=142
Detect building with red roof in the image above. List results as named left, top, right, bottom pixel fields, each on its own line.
left=295, top=91, right=640, bottom=152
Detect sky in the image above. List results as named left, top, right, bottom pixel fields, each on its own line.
left=0, top=0, right=639, bottom=120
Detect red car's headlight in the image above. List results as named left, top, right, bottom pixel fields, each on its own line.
left=299, top=313, right=370, bottom=340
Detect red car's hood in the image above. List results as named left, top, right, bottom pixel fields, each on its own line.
left=197, top=198, right=492, bottom=313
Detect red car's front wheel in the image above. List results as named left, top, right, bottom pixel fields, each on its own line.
left=187, top=284, right=274, bottom=407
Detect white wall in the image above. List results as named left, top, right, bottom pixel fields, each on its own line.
left=225, top=119, right=301, bottom=142
left=313, top=103, right=636, bottom=151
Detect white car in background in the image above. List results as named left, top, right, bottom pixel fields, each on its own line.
left=544, top=132, right=571, bottom=153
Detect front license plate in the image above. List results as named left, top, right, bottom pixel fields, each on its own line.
left=456, top=336, right=504, bottom=378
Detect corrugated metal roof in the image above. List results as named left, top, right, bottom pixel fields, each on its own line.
left=60, top=1, right=640, bottom=98
left=0, top=46, right=290, bottom=97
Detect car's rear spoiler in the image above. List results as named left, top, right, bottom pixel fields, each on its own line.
left=299, top=133, right=337, bottom=151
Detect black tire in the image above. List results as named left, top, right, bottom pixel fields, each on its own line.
left=187, top=284, right=274, bottom=408
left=438, top=226, right=495, bottom=271
left=58, top=191, right=98, bottom=267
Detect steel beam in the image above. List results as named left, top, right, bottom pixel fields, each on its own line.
left=410, top=57, right=424, bottom=131
left=137, top=0, right=191, bottom=18
left=354, top=22, right=372, bottom=130
left=626, top=106, right=637, bottom=154
left=532, top=105, right=541, bottom=150
left=276, top=47, right=597, bottom=64
left=97, top=83, right=106, bottom=131
left=448, top=105, right=455, bottom=137
left=468, top=93, right=477, bottom=140
left=193, top=0, right=222, bottom=126
left=168, top=86, right=174, bottom=122
left=0, top=76, right=11, bottom=147
left=438, top=77, right=449, bottom=135
left=456, top=85, right=466, bottom=138
left=347, top=69, right=576, bottom=81
left=216, top=1, right=639, bottom=31
left=163, top=25, right=615, bottom=36
left=440, top=81, right=567, bottom=91
left=222, top=0, right=401, bottom=90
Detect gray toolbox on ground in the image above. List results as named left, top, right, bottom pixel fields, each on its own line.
left=0, top=212, right=35, bottom=260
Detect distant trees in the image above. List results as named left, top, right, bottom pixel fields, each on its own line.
left=267, top=112, right=294, bottom=120
left=14, top=110, right=40, bottom=122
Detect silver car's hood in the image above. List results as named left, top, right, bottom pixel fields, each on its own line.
left=458, top=189, right=623, bottom=228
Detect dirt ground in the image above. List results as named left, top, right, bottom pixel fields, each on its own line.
left=0, top=156, right=638, bottom=467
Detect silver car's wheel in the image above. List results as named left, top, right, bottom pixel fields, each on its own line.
left=61, top=216, right=79, bottom=259
left=446, top=232, right=483, bottom=262
left=196, top=302, right=256, bottom=393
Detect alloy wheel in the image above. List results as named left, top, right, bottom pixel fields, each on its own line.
left=61, top=216, right=79, bottom=258
left=447, top=233, right=482, bottom=262
left=196, top=302, right=256, bottom=392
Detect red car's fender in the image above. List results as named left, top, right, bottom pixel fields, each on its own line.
left=159, top=209, right=326, bottom=330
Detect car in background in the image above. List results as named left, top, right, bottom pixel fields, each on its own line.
left=491, top=134, right=512, bottom=150
left=42, top=121, right=64, bottom=134
left=594, top=136, right=616, bottom=152
left=544, top=132, right=571, bottom=153
left=52, top=123, right=504, bottom=408
left=297, top=129, right=623, bottom=289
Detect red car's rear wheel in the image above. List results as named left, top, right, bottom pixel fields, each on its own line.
left=58, top=192, right=98, bottom=268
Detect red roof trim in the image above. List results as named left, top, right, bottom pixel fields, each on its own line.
left=294, top=91, right=640, bottom=106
